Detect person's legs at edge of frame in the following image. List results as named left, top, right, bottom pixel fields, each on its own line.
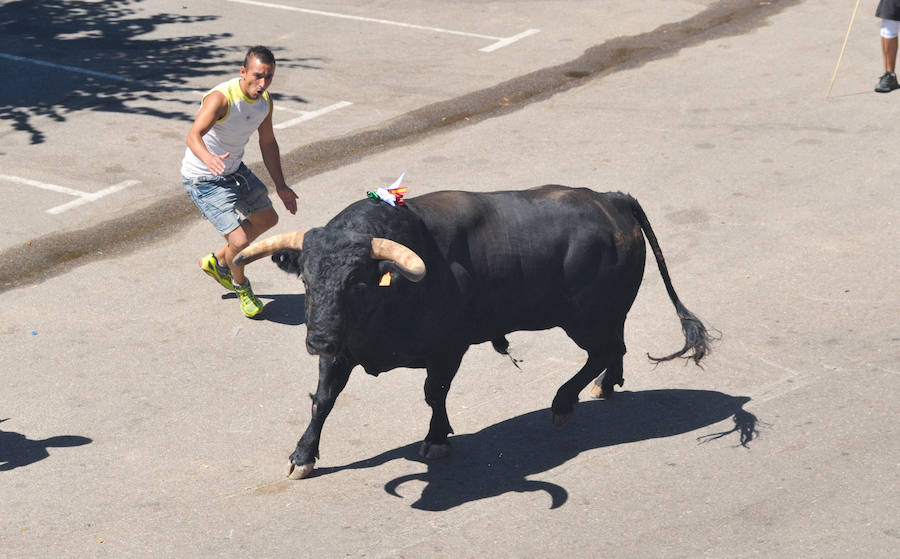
left=877, top=18, right=900, bottom=92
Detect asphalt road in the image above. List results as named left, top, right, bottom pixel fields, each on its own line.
left=2, top=0, right=899, bottom=557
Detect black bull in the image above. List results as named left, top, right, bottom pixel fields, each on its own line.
left=235, top=185, right=712, bottom=479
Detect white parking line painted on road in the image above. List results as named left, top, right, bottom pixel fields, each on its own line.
left=224, top=0, right=539, bottom=51
left=0, top=53, right=146, bottom=85
left=274, top=101, right=353, bottom=129
left=4, top=51, right=346, bottom=127
left=5, top=52, right=348, bottom=132
left=0, top=174, right=140, bottom=214
left=480, top=29, right=542, bottom=53
left=46, top=180, right=141, bottom=214
left=0, top=53, right=199, bottom=92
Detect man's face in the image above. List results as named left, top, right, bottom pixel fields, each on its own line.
left=239, top=57, right=275, bottom=99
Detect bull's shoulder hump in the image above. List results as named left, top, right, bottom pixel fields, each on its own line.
left=527, top=185, right=635, bottom=201
left=408, top=186, right=578, bottom=207
left=406, top=187, right=637, bottom=214
left=405, top=190, right=486, bottom=218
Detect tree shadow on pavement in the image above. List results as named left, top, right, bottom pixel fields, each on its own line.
left=0, top=0, right=315, bottom=145
left=0, top=419, right=92, bottom=471
left=314, top=389, right=758, bottom=510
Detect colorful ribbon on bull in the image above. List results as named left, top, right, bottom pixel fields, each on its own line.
left=367, top=172, right=408, bottom=206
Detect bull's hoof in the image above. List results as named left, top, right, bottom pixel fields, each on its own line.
left=419, top=441, right=451, bottom=459
left=551, top=411, right=573, bottom=426
left=286, top=461, right=315, bottom=480
left=589, top=384, right=617, bottom=399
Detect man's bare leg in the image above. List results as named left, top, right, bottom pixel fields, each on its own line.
left=218, top=207, right=279, bottom=285
left=883, top=36, right=898, bottom=73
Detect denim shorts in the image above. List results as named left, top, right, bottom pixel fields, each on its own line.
left=182, top=163, right=273, bottom=235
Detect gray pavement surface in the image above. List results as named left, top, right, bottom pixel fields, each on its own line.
left=2, top=0, right=900, bottom=557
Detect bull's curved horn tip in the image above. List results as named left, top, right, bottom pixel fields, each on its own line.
left=234, top=231, right=307, bottom=267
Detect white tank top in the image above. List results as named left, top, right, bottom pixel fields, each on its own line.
left=181, top=77, right=271, bottom=179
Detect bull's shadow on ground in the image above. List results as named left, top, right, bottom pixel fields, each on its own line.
left=0, top=419, right=92, bottom=472
left=314, top=390, right=758, bottom=510
left=221, top=292, right=307, bottom=325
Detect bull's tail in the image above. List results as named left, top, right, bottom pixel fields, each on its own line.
left=630, top=196, right=712, bottom=365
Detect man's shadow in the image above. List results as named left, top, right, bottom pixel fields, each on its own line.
left=221, top=292, right=306, bottom=325
left=312, top=389, right=758, bottom=510
left=0, top=419, right=92, bottom=471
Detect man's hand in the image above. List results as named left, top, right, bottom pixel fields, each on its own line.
left=204, top=152, right=231, bottom=176
left=277, top=184, right=298, bottom=214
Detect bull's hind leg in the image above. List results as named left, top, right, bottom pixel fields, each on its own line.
left=588, top=355, right=624, bottom=399
left=578, top=320, right=627, bottom=400
left=551, top=354, right=607, bottom=426
left=553, top=323, right=626, bottom=424
left=420, top=352, right=465, bottom=459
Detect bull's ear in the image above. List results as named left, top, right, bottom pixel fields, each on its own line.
left=377, top=260, right=394, bottom=276
left=272, top=249, right=303, bottom=275
left=377, top=261, right=399, bottom=286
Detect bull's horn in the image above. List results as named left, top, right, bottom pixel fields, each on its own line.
left=370, top=238, right=426, bottom=282
left=233, top=231, right=306, bottom=266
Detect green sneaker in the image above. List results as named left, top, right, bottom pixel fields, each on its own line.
left=200, top=253, right=234, bottom=291
left=234, top=280, right=263, bottom=317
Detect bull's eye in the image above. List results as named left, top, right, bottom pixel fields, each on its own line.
left=343, top=268, right=369, bottom=289
left=349, top=282, right=368, bottom=297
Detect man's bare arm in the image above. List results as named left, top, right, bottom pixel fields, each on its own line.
left=258, top=99, right=297, bottom=214
left=186, top=91, right=230, bottom=176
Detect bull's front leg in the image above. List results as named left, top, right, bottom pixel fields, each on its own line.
left=419, top=352, right=464, bottom=460
left=287, top=354, right=353, bottom=479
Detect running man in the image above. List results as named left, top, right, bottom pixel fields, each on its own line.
left=181, top=46, right=298, bottom=317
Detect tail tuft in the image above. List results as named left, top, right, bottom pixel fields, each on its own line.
left=647, top=301, right=715, bottom=365
left=628, top=195, right=716, bottom=366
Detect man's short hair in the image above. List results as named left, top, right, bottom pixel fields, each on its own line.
left=244, top=46, right=276, bottom=67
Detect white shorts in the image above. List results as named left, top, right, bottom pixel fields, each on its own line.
left=882, top=19, right=900, bottom=39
